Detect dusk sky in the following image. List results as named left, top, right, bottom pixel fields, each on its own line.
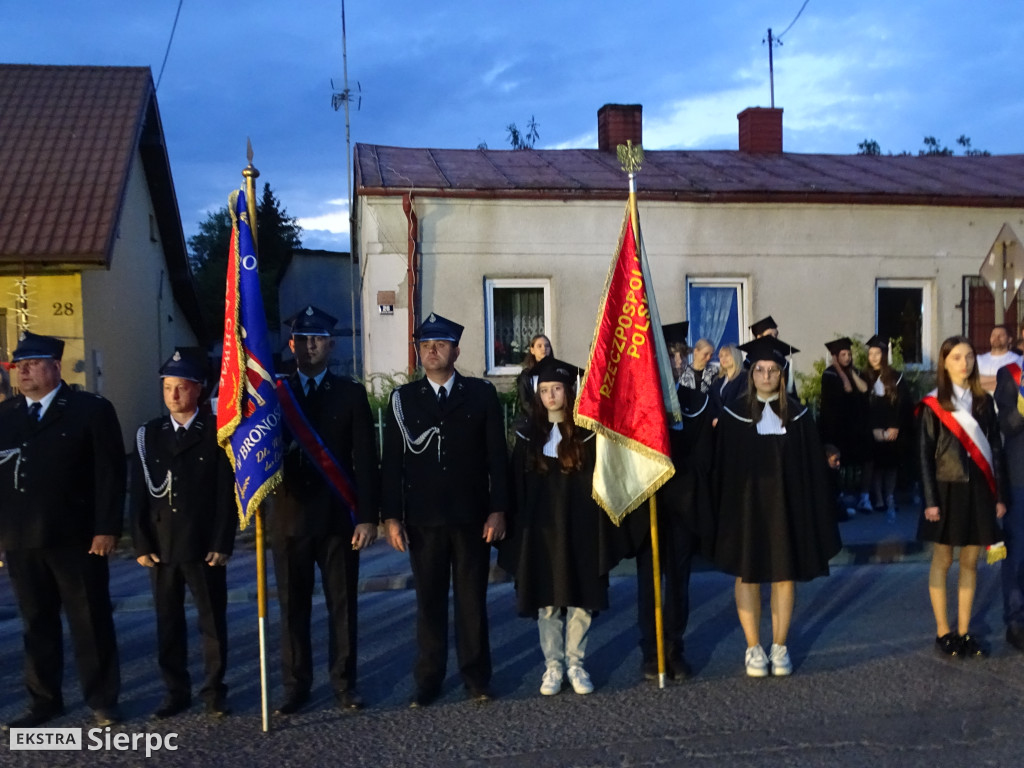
left=4, top=1, right=1021, bottom=251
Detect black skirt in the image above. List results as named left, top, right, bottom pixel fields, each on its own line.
left=917, top=463, right=1001, bottom=547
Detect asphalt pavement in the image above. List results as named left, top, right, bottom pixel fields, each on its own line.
left=2, top=502, right=1023, bottom=767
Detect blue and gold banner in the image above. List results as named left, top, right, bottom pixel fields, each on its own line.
left=216, top=187, right=283, bottom=528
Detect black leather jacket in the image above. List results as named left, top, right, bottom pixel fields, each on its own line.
left=917, top=393, right=1007, bottom=508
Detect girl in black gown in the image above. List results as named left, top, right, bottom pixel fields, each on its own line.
left=712, top=336, right=840, bottom=677
left=500, top=357, right=618, bottom=696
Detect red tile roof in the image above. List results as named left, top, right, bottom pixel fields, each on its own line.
left=0, top=64, right=207, bottom=341
left=355, top=144, right=1024, bottom=207
left=0, top=64, right=152, bottom=265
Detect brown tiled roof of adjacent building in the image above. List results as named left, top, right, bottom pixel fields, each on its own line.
left=0, top=64, right=207, bottom=340
left=355, top=144, right=1024, bottom=208
left=0, top=64, right=156, bottom=264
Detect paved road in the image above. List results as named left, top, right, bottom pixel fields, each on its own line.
left=3, top=551, right=1022, bottom=767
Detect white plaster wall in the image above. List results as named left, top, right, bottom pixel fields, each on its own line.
left=81, top=149, right=197, bottom=446
left=360, top=194, right=1024, bottom=383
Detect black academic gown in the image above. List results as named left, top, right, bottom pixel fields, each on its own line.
left=130, top=413, right=236, bottom=703
left=270, top=370, right=380, bottom=697
left=381, top=372, right=510, bottom=695
left=499, top=427, right=620, bottom=616
left=712, top=396, right=841, bottom=583
left=820, top=366, right=870, bottom=465
left=0, top=382, right=125, bottom=713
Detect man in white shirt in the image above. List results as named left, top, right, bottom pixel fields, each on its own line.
left=977, top=325, right=1023, bottom=393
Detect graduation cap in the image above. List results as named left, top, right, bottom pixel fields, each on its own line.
left=738, top=335, right=798, bottom=366
left=414, top=312, right=464, bottom=344
left=534, top=356, right=583, bottom=386
left=661, top=321, right=689, bottom=348
left=824, top=337, right=853, bottom=355
left=866, top=334, right=889, bottom=352
left=159, top=347, right=207, bottom=383
left=283, top=305, right=338, bottom=337
left=12, top=331, right=64, bottom=362
left=749, top=316, right=778, bottom=337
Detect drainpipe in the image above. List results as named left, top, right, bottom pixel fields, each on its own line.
left=402, top=192, right=419, bottom=375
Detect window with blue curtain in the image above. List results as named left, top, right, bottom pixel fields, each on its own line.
left=686, top=283, right=740, bottom=350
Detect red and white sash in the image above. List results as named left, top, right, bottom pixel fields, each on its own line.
left=920, top=389, right=996, bottom=496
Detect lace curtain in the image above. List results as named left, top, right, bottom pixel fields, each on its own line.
left=493, top=287, right=544, bottom=366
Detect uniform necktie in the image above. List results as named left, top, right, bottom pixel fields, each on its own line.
left=306, top=378, right=317, bottom=397
left=175, top=426, right=187, bottom=443
left=27, top=402, right=41, bottom=421
left=437, top=386, right=447, bottom=408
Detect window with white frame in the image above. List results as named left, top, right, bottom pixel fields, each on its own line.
left=685, top=277, right=748, bottom=350
left=875, top=279, right=932, bottom=366
left=484, top=278, right=551, bottom=374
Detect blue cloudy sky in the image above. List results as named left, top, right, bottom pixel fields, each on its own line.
left=4, top=1, right=1021, bottom=251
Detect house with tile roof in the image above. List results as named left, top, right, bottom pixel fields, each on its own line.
left=353, top=104, right=1024, bottom=387
left=0, top=64, right=206, bottom=444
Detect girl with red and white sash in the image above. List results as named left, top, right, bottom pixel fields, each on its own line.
left=918, top=336, right=1007, bottom=658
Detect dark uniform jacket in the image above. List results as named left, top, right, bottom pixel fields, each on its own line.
left=0, top=382, right=126, bottom=550
left=272, top=371, right=380, bottom=538
left=131, top=413, right=236, bottom=563
left=995, top=366, right=1024, bottom=488
left=918, top=392, right=1008, bottom=507
left=382, top=373, right=509, bottom=526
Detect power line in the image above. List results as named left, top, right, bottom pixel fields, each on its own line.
left=777, top=0, right=810, bottom=41
left=156, top=0, right=184, bottom=91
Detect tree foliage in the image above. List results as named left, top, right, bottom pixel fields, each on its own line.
left=856, top=135, right=990, bottom=157
left=187, top=182, right=303, bottom=340
left=506, top=116, right=540, bottom=150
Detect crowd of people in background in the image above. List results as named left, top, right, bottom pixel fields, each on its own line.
left=3, top=314, right=1024, bottom=730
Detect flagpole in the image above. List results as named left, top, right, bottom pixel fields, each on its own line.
left=620, top=143, right=667, bottom=691
left=242, top=144, right=271, bottom=732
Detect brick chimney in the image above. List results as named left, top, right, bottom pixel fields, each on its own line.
left=737, top=107, right=783, bottom=153
left=598, top=104, right=642, bottom=152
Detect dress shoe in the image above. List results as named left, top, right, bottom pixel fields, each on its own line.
left=274, top=691, right=310, bottom=716
left=152, top=697, right=191, bottom=720
left=408, top=688, right=440, bottom=708
left=641, top=658, right=674, bottom=682
left=93, top=707, right=122, bottom=727
left=3, top=705, right=64, bottom=730
left=466, top=687, right=493, bottom=704
left=958, top=633, right=987, bottom=658
left=1007, top=626, right=1024, bottom=652
left=204, top=698, right=231, bottom=718
left=668, top=652, right=692, bottom=680
left=335, top=691, right=364, bottom=711
left=935, top=632, right=960, bottom=657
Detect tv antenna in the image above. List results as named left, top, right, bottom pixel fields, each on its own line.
left=763, top=0, right=810, bottom=108
left=331, top=0, right=363, bottom=375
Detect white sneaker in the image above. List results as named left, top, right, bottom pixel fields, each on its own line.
left=769, top=643, right=792, bottom=676
left=566, top=665, right=594, bottom=694
left=744, top=644, right=769, bottom=677
left=857, top=493, right=874, bottom=513
left=539, top=665, right=563, bottom=696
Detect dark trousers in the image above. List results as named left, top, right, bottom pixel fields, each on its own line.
left=1003, top=485, right=1024, bottom=631
left=150, top=561, right=228, bottom=703
left=272, top=533, right=359, bottom=696
left=6, top=547, right=120, bottom=711
left=407, top=523, right=492, bottom=694
left=635, top=512, right=696, bottom=660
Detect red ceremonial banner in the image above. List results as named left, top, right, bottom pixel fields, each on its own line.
left=576, top=208, right=670, bottom=459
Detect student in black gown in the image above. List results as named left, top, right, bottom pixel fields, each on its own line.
left=712, top=336, right=841, bottom=678
left=514, top=334, right=553, bottom=430
left=917, top=336, right=1007, bottom=658
left=499, top=357, right=619, bottom=696
left=864, top=335, right=912, bottom=522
